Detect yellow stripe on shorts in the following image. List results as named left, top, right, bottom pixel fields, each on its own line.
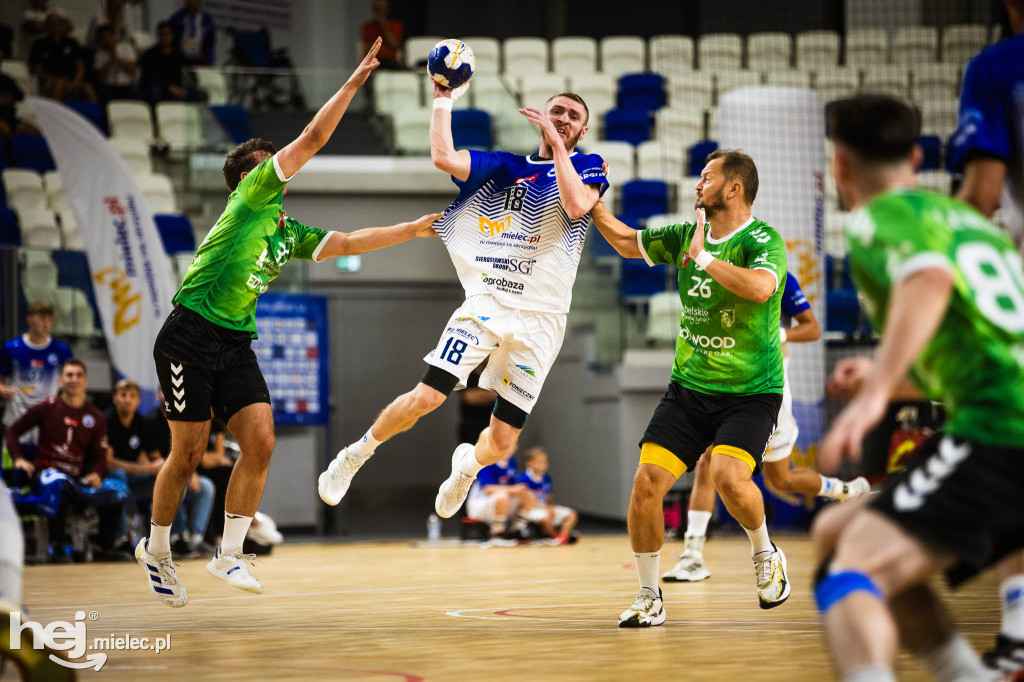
left=639, top=442, right=688, bottom=479
left=711, top=444, right=756, bottom=472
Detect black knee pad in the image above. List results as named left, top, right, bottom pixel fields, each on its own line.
left=493, top=396, right=528, bottom=429
left=421, top=365, right=459, bottom=395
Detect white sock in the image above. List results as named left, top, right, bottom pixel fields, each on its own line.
left=686, top=510, right=712, bottom=538
left=149, top=522, right=172, bottom=555
left=1001, top=575, right=1024, bottom=640
left=843, top=665, right=896, bottom=682
left=0, top=485, right=24, bottom=607
left=743, top=518, right=773, bottom=557
left=458, top=444, right=485, bottom=477
left=818, top=475, right=844, bottom=498
left=634, top=551, right=660, bottom=592
left=221, top=513, right=253, bottom=555
left=920, top=633, right=988, bottom=682
left=347, top=428, right=382, bottom=461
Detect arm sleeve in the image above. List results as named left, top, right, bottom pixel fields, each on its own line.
left=452, top=150, right=504, bottom=189
left=639, top=223, right=690, bottom=267
left=950, top=56, right=1010, bottom=169
left=577, top=154, right=609, bottom=197
left=285, top=217, right=332, bottom=261
left=3, top=402, right=46, bottom=460
left=236, top=154, right=291, bottom=210
left=781, top=273, right=811, bottom=317
left=743, top=226, right=787, bottom=294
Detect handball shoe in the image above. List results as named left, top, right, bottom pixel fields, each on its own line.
left=983, top=634, right=1024, bottom=679
left=618, top=587, right=666, bottom=627
left=836, top=476, right=872, bottom=500
left=136, top=538, right=188, bottom=608
left=207, top=548, right=262, bottom=594
left=318, top=447, right=366, bottom=506
left=435, top=443, right=477, bottom=519
left=662, top=535, right=711, bottom=582
left=754, top=543, right=790, bottom=609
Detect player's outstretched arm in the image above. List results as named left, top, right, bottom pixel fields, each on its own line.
left=688, top=208, right=777, bottom=303
left=957, top=157, right=1005, bottom=218
left=590, top=203, right=642, bottom=259
left=430, top=81, right=472, bottom=181
left=315, top=211, right=444, bottom=259
left=820, top=266, right=953, bottom=471
left=275, top=38, right=382, bottom=180
left=786, top=308, right=821, bottom=343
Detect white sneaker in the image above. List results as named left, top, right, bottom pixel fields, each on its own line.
left=662, top=535, right=711, bottom=582
left=207, top=548, right=262, bottom=594
left=318, top=447, right=367, bottom=506
left=754, top=543, right=790, bottom=609
left=247, top=511, right=284, bottom=546
left=835, top=476, right=871, bottom=500
left=618, top=587, right=666, bottom=627
left=135, top=538, right=188, bottom=608
left=434, top=443, right=477, bottom=519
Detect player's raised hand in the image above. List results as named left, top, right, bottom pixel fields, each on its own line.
left=411, top=211, right=445, bottom=237
left=688, top=208, right=707, bottom=261
left=348, top=37, right=381, bottom=87
left=819, top=388, right=888, bottom=473
left=826, top=356, right=874, bottom=400
left=432, top=79, right=471, bottom=101
left=519, top=106, right=562, bottom=150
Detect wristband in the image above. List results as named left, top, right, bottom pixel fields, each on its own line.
left=780, top=327, right=788, bottom=343
left=432, top=97, right=454, bottom=112
left=695, top=249, right=715, bottom=269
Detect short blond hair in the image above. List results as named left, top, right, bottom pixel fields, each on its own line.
left=114, top=379, right=140, bottom=395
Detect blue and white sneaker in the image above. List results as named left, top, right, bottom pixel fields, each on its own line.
left=207, top=548, right=262, bottom=594
left=135, top=538, right=188, bottom=608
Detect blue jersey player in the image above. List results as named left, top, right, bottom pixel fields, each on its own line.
left=319, top=81, right=608, bottom=524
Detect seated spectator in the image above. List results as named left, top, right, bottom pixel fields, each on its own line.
left=92, top=23, right=137, bottom=103
left=465, top=455, right=538, bottom=537
left=4, top=359, right=129, bottom=561
left=168, top=0, right=216, bottom=66
left=20, top=0, right=68, bottom=57
left=515, top=447, right=578, bottom=545
left=86, top=0, right=134, bottom=49
left=0, top=46, right=42, bottom=137
left=28, top=13, right=95, bottom=102
left=139, top=20, right=199, bottom=103
left=360, top=0, right=404, bottom=70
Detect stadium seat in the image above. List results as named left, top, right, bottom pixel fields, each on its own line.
left=391, top=107, right=432, bottom=154
left=568, top=73, right=617, bottom=130
left=57, top=209, right=83, bottom=250
left=41, top=171, right=66, bottom=212
left=621, top=258, right=669, bottom=298
left=552, top=37, right=598, bottom=77
left=665, top=71, right=714, bottom=109
left=156, top=102, right=202, bottom=150
left=195, top=67, right=228, bottom=105
left=919, top=100, right=959, bottom=137
left=10, top=136, right=55, bottom=173
left=1, top=60, right=33, bottom=98
left=469, top=73, right=516, bottom=114
left=405, top=36, right=444, bottom=69
left=715, top=70, right=762, bottom=102
left=649, top=35, right=695, bottom=75
left=917, top=170, right=952, bottom=195
left=603, top=109, right=652, bottom=146
left=636, top=140, right=684, bottom=181
left=912, top=63, right=960, bottom=102
left=519, top=73, right=568, bottom=109
left=585, top=141, right=635, bottom=182
left=746, top=32, right=792, bottom=70
left=621, top=179, right=669, bottom=219
left=616, top=73, right=665, bottom=112
left=374, top=72, right=422, bottom=113
left=63, top=100, right=106, bottom=134
left=860, top=65, right=910, bottom=99
left=918, top=135, right=942, bottom=171
left=503, top=37, right=549, bottom=77
left=698, top=33, right=742, bottom=70
left=654, top=107, right=704, bottom=149
left=22, top=251, right=58, bottom=292
left=600, top=36, right=645, bottom=78
left=796, top=30, right=841, bottom=68
left=460, top=36, right=500, bottom=72
left=813, top=67, right=859, bottom=102
left=689, top=140, right=718, bottom=176
left=892, top=26, right=938, bottom=63
left=494, top=114, right=539, bottom=154
left=0, top=209, right=20, bottom=246
left=107, top=100, right=155, bottom=142
left=451, top=110, right=492, bottom=151
left=17, top=209, right=61, bottom=249
left=844, top=29, right=888, bottom=66
left=137, top=173, right=178, bottom=213
left=647, top=289, right=684, bottom=343
left=154, top=213, right=196, bottom=254
left=765, top=70, right=811, bottom=88
left=3, top=169, right=45, bottom=214
left=110, top=137, right=152, bottom=175
left=210, top=105, right=251, bottom=144
left=705, top=107, right=720, bottom=140
left=826, top=288, right=861, bottom=335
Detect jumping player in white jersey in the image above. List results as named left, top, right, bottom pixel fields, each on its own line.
left=318, top=82, right=607, bottom=516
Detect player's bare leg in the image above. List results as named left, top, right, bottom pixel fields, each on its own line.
left=436, top=415, right=521, bottom=518
left=664, top=447, right=715, bottom=582
left=619, top=463, right=676, bottom=627
left=763, top=459, right=870, bottom=501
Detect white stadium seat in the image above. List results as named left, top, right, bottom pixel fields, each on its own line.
left=374, top=71, right=423, bottom=113
left=813, top=67, right=859, bottom=102
left=941, top=24, right=989, bottom=64
left=568, top=73, right=617, bottom=130
left=665, top=71, right=714, bottom=110
left=470, top=73, right=517, bottom=114
left=552, top=37, right=598, bottom=77
left=136, top=173, right=178, bottom=214
left=494, top=114, right=540, bottom=155
left=585, top=141, right=635, bottom=182
left=636, top=140, right=684, bottom=181
left=860, top=65, right=910, bottom=99
left=715, top=70, right=762, bottom=102
left=656, top=107, right=705, bottom=148
left=110, top=137, right=152, bottom=176
left=1, top=60, right=33, bottom=97
left=18, top=209, right=62, bottom=249
left=698, top=33, right=743, bottom=70
left=3, top=169, right=46, bottom=214
left=892, top=26, right=938, bottom=63
left=917, top=170, right=952, bottom=195
left=919, top=100, right=960, bottom=137
left=647, top=290, right=684, bottom=344
left=845, top=29, right=888, bottom=66
left=796, top=30, right=841, bottom=68
left=503, top=37, right=550, bottom=77
left=194, top=68, right=228, bottom=106
left=460, top=36, right=500, bottom=73
left=156, top=101, right=202, bottom=150
left=649, top=35, right=694, bottom=75
left=108, top=100, right=155, bottom=142
left=765, top=70, right=811, bottom=88
left=404, top=36, right=444, bottom=69
left=57, top=209, right=84, bottom=250
left=600, top=36, right=645, bottom=78
left=518, top=73, right=568, bottom=108
left=42, top=171, right=67, bottom=212
left=746, top=32, right=792, bottom=70
left=912, top=63, right=961, bottom=103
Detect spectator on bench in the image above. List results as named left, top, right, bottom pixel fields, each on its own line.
left=29, top=13, right=95, bottom=102
left=465, top=454, right=538, bottom=538
left=515, top=446, right=578, bottom=545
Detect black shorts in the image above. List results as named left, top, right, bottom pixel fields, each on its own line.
left=153, top=306, right=270, bottom=422
left=640, top=382, right=782, bottom=476
left=869, top=434, right=1024, bottom=586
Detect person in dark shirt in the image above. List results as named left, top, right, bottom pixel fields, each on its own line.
left=139, top=20, right=195, bottom=103
left=360, top=0, right=404, bottom=70
left=28, top=13, right=94, bottom=102
left=168, top=0, right=216, bottom=66
left=0, top=48, right=40, bottom=137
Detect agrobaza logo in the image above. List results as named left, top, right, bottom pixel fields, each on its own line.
left=480, top=272, right=525, bottom=294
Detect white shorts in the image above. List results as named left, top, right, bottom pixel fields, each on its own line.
left=765, top=358, right=799, bottom=463
left=522, top=504, right=574, bottom=527
left=423, top=294, right=567, bottom=414
left=466, top=489, right=518, bottom=523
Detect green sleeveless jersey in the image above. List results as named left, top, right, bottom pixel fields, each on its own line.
left=639, top=217, right=787, bottom=395
left=846, top=189, right=1024, bottom=447
left=173, top=155, right=329, bottom=336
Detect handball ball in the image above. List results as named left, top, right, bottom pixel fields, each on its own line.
left=427, top=39, right=475, bottom=89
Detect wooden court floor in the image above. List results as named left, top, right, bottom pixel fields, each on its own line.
left=12, top=535, right=1001, bottom=681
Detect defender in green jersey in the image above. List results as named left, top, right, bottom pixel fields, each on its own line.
left=813, top=95, right=1024, bottom=682
left=592, top=148, right=792, bottom=625
left=137, top=38, right=443, bottom=609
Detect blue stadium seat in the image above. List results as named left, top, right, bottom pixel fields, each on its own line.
left=0, top=208, right=20, bottom=245
left=616, top=73, right=666, bottom=112
left=10, top=135, right=56, bottom=173
left=621, top=258, right=668, bottom=298
left=918, top=135, right=941, bottom=170
left=588, top=227, right=620, bottom=260
left=604, top=109, right=651, bottom=146
left=688, top=140, right=719, bottom=176
left=451, top=109, right=492, bottom=151
left=211, top=105, right=252, bottom=144
left=154, top=213, right=196, bottom=254
left=621, top=179, right=669, bottom=219
left=826, top=289, right=859, bottom=335
left=64, top=100, right=107, bottom=134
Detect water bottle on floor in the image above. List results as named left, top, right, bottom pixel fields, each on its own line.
left=427, top=514, right=442, bottom=542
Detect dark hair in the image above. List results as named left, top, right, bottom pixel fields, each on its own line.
left=95, top=23, right=113, bottom=40
left=222, top=138, right=277, bottom=191
left=545, top=92, right=590, bottom=125
left=705, top=148, right=759, bottom=205
left=26, top=301, right=54, bottom=316
left=825, top=95, right=921, bottom=164
left=156, top=20, right=174, bottom=33
left=60, top=358, right=87, bottom=375
left=524, top=446, right=548, bottom=465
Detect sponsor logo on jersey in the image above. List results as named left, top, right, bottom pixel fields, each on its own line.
left=83, top=415, right=95, bottom=428
left=501, top=375, right=536, bottom=401
left=129, top=435, right=140, bottom=449
left=681, top=305, right=709, bottom=322
left=680, top=253, right=691, bottom=267
left=63, top=416, right=79, bottom=427
left=720, top=309, right=735, bottom=328
left=479, top=215, right=512, bottom=237
left=514, top=364, right=536, bottom=378
left=514, top=173, right=540, bottom=184
left=247, top=273, right=269, bottom=293
left=579, top=168, right=605, bottom=181
left=474, top=256, right=536, bottom=275
left=30, top=359, right=44, bottom=369
left=445, top=326, right=480, bottom=345
left=480, top=273, right=525, bottom=295
left=278, top=212, right=287, bottom=228
left=680, top=327, right=735, bottom=350
left=455, top=316, right=488, bottom=333
left=753, top=252, right=777, bottom=269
